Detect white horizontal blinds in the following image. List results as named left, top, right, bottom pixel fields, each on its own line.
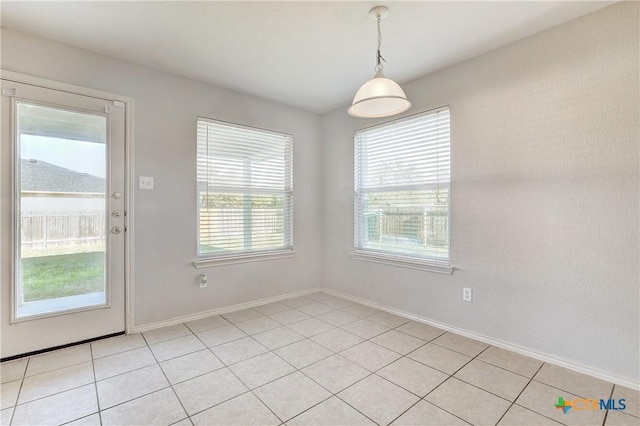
left=354, top=107, right=450, bottom=261
left=197, top=118, right=293, bottom=257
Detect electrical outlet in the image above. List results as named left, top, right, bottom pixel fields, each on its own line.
left=139, top=176, right=154, bottom=190
left=199, top=273, right=207, bottom=288
left=463, top=287, right=472, bottom=302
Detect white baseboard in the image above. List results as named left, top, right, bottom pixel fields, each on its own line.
left=322, top=288, right=640, bottom=391
left=132, top=287, right=321, bottom=334
left=130, top=284, right=638, bottom=390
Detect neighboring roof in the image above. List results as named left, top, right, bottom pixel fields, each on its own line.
left=21, top=159, right=105, bottom=194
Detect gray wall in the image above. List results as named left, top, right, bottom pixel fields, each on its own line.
left=322, top=2, right=639, bottom=383
left=0, top=28, right=324, bottom=329
left=1, top=1, right=638, bottom=384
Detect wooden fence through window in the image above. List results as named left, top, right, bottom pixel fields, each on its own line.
left=21, top=211, right=105, bottom=248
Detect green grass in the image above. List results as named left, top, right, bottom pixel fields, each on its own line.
left=21, top=252, right=105, bottom=302
left=199, top=243, right=228, bottom=255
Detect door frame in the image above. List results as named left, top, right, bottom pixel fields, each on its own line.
left=0, top=69, right=135, bottom=335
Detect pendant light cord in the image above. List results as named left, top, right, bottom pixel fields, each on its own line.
left=375, top=15, right=386, bottom=74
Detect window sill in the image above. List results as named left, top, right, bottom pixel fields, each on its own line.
left=193, top=250, right=296, bottom=268
left=352, top=251, right=454, bottom=275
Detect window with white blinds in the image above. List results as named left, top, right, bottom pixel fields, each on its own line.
left=354, top=107, right=450, bottom=266
left=197, top=118, right=293, bottom=259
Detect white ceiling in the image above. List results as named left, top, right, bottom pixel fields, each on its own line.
left=1, top=1, right=613, bottom=114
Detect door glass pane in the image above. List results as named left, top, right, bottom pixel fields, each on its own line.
left=16, top=102, right=107, bottom=318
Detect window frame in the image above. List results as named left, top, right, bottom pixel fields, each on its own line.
left=352, top=107, right=453, bottom=274
left=193, top=117, right=294, bottom=268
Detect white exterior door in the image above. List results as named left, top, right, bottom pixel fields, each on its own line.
left=1, top=77, right=128, bottom=358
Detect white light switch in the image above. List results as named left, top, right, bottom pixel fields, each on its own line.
left=139, top=176, right=154, bottom=190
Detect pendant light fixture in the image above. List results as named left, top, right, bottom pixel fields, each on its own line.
left=348, top=5, right=411, bottom=118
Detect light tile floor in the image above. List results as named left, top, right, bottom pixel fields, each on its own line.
left=1, top=292, right=638, bottom=426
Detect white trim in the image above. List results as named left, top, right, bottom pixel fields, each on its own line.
left=124, top=97, right=135, bottom=335
left=193, top=250, right=296, bottom=268
left=14, top=294, right=108, bottom=322
left=352, top=251, right=453, bottom=275
left=20, top=191, right=105, bottom=198
left=2, top=69, right=135, bottom=335
left=10, top=94, right=18, bottom=324
left=0, top=70, right=131, bottom=104
left=322, top=288, right=640, bottom=391
left=132, top=287, right=320, bottom=333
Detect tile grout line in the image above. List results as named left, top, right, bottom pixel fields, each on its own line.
left=472, top=355, right=538, bottom=380
left=292, top=333, right=380, bottom=424
left=512, top=403, right=566, bottom=426
left=253, top=365, right=335, bottom=425
left=280, top=349, right=380, bottom=425
left=190, top=332, right=286, bottom=424
left=17, top=348, right=95, bottom=382
left=493, top=362, right=547, bottom=426
left=306, top=337, right=362, bottom=358
left=12, top=302, right=350, bottom=418
left=10, top=356, right=100, bottom=407
left=10, top=379, right=97, bottom=410
left=92, top=350, right=158, bottom=383
left=287, top=313, right=427, bottom=424
left=390, top=328, right=446, bottom=344
left=438, top=342, right=538, bottom=405
left=88, top=360, right=181, bottom=415
left=282, top=394, right=343, bottom=424
left=367, top=374, right=427, bottom=425
left=8, top=356, right=30, bottom=426
left=528, top=378, right=616, bottom=403
left=190, top=322, right=282, bottom=423
left=386, top=344, right=494, bottom=426
left=223, top=299, right=322, bottom=328
left=5, top=306, right=436, bottom=418
left=88, top=328, right=292, bottom=397
left=194, top=304, right=334, bottom=347
left=429, top=339, right=486, bottom=358
left=402, top=345, right=468, bottom=377
left=428, top=400, right=475, bottom=426
left=211, top=332, right=294, bottom=370
left=4, top=300, right=407, bottom=422
left=88, top=343, right=104, bottom=426
left=7, top=352, right=102, bottom=421
left=197, top=305, right=384, bottom=424
left=11, top=295, right=626, bottom=426
left=168, top=416, right=194, bottom=426
left=307, top=319, right=439, bottom=425
left=140, top=332, right=192, bottom=424
left=197, top=331, right=249, bottom=351
left=448, top=375, right=524, bottom=408
left=327, top=292, right=630, bottom=405
left=92, top=342, right=148, bottom=361
left=601, top=383, right=616, bottom=426
left=59, top=413, right=99, bottom=426
left=330, top=361, right=417, bottom=424
left=97, top=339, right=181, bottom=409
